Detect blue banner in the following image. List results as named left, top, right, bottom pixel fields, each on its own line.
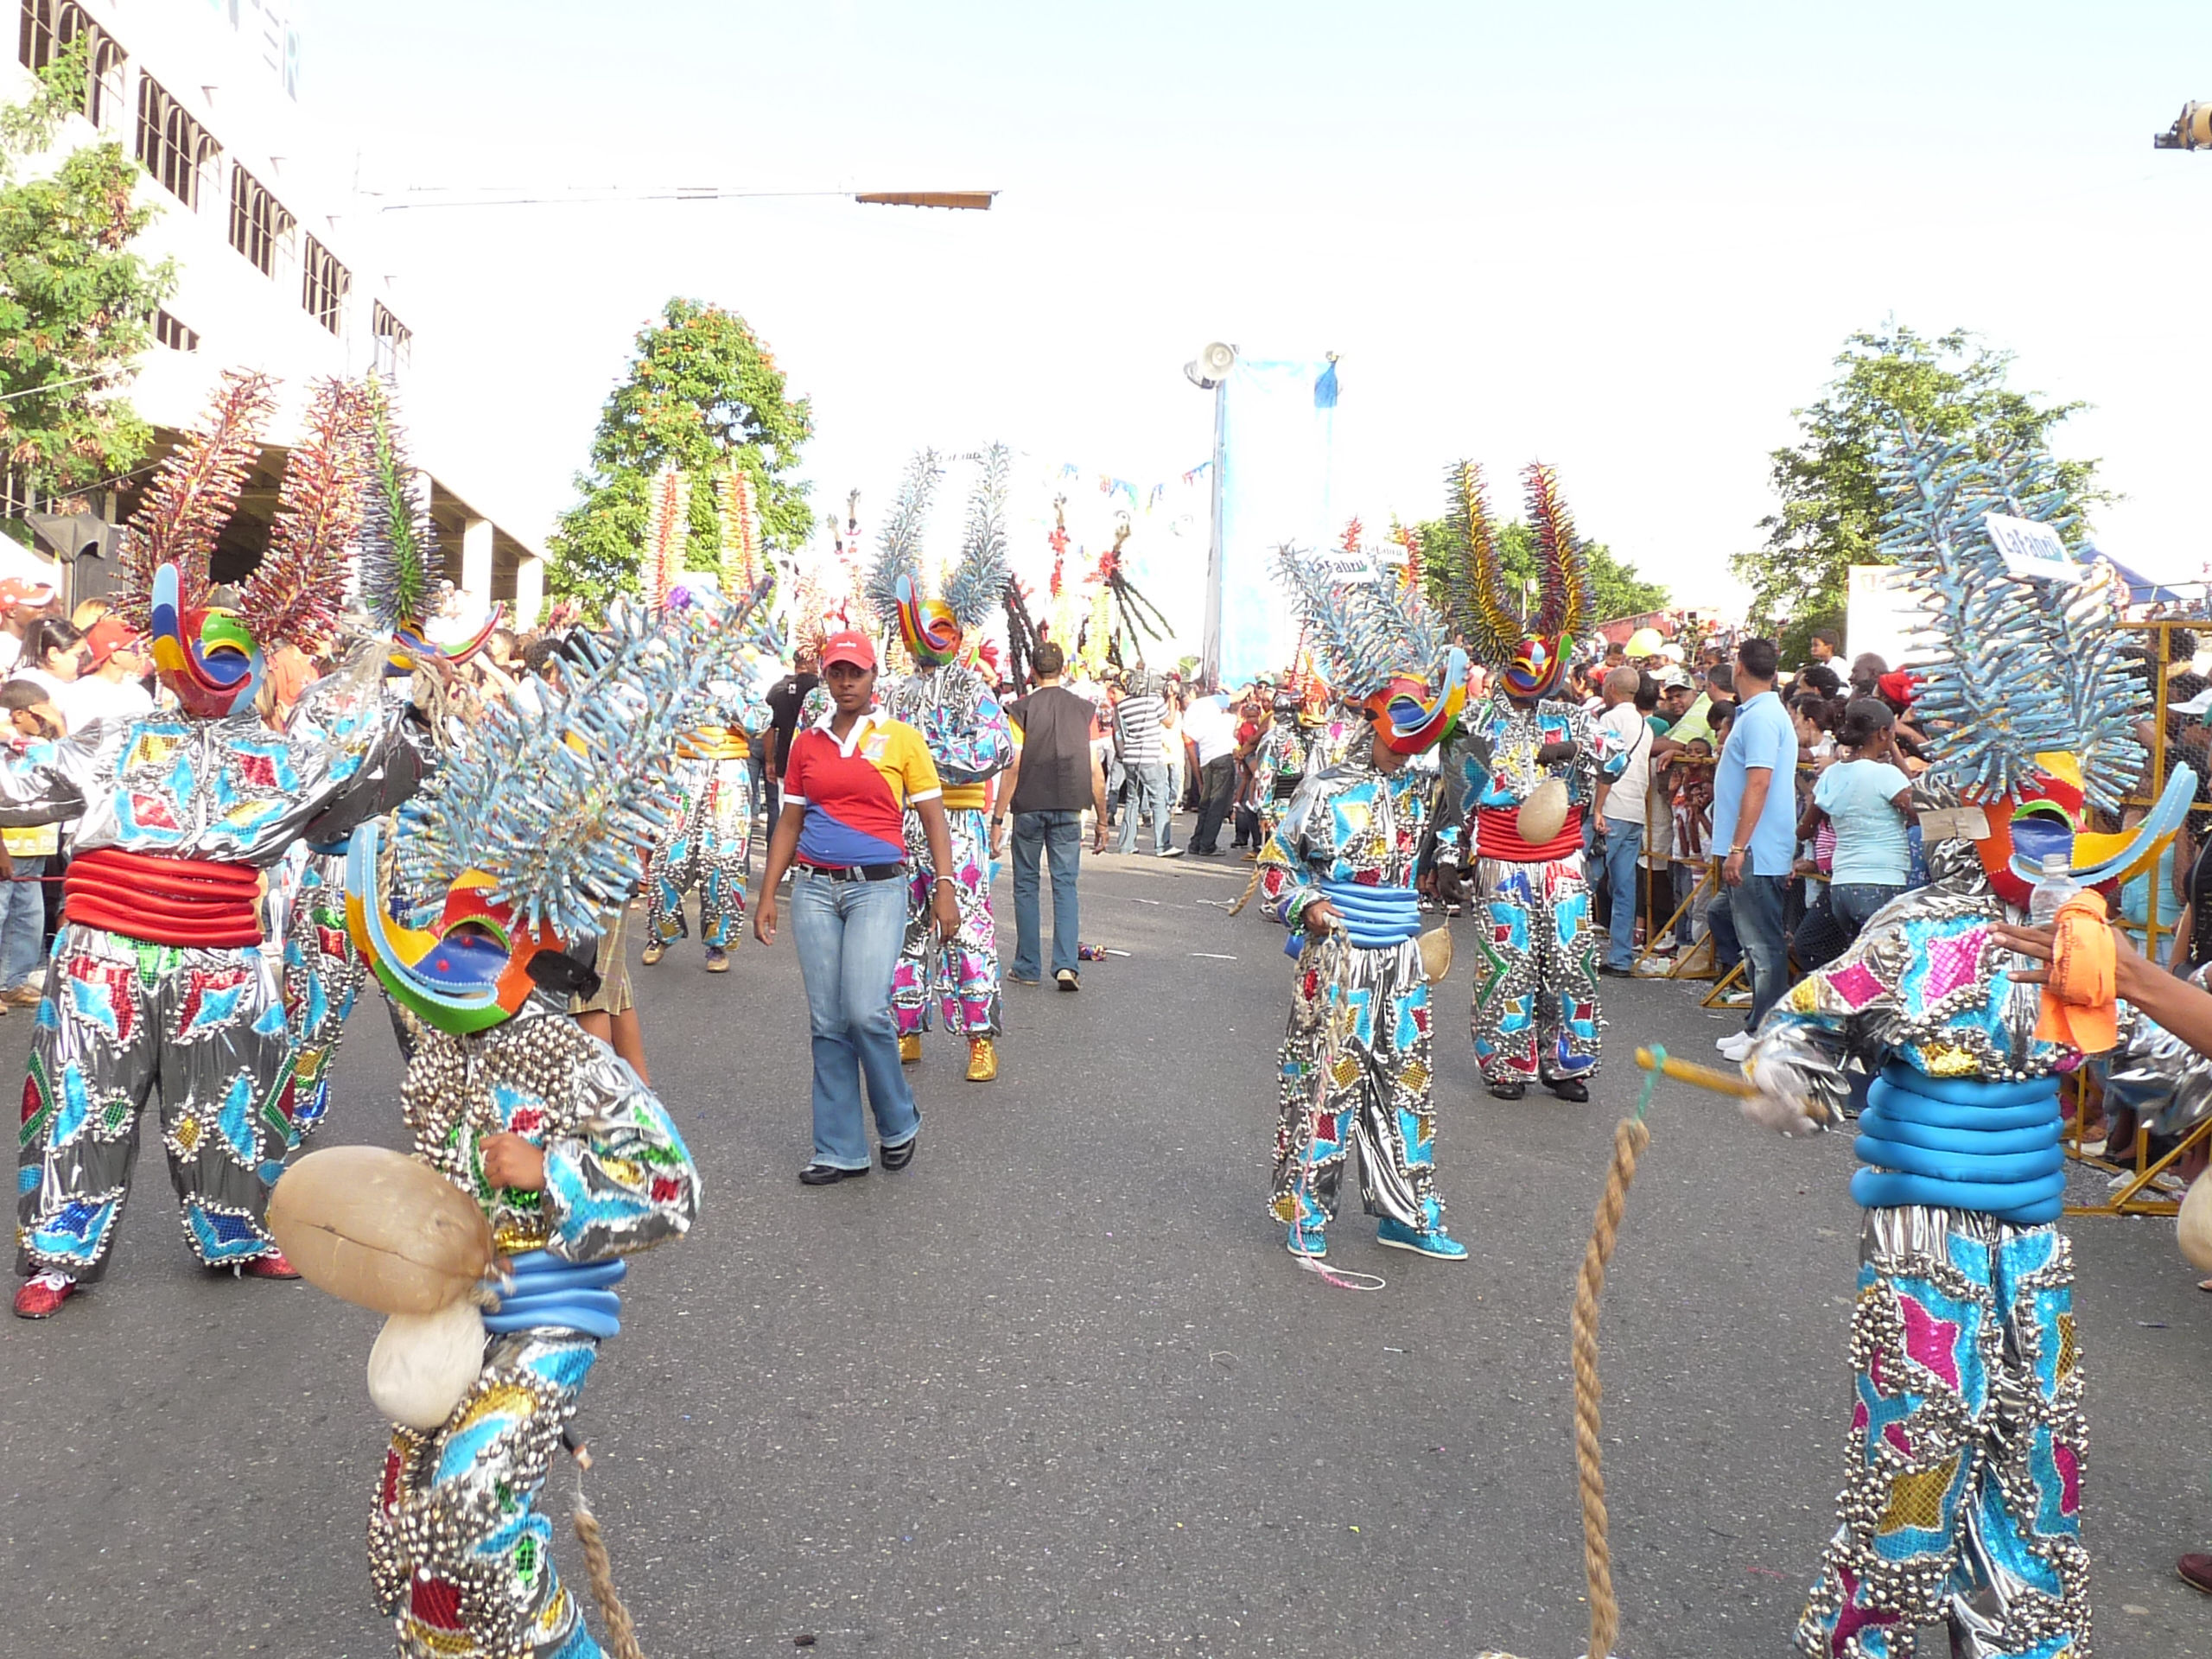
left=1211, top=356, right=1338, bottom=689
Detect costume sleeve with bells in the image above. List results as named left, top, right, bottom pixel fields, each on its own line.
left=540, top=1036, right=702, bottom=1262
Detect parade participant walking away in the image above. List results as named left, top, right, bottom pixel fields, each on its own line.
left=1427, top=461, right=1623, bottom=1102
left=1738, top=424, right=2198, bottom=1658
left=1708, top=637, right=1799, bottom=1063
left=1259, top=544, right=1469, bottom=1262
left=1183, top=685, right=1239, bottom=854
left=1249, top=686, right=1312, bottom=850
left=863, top=447, right=1016, bottom=1081
left=1001, top=640, right=1109, bottom=989
left=756, top=628, right=960, bottom=1180
left=640, top=668, right=767, bottom=972
left=1113, top=670, right=1176, bottom=856
left=342, top=598, right=727, bottom=1659
left=2, top=372, right=424, bottom=1318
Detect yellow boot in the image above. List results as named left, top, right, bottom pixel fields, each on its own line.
left=899, top=1033, right=923, bottom=1065
left=965, top=1036, right=998, bottom=1083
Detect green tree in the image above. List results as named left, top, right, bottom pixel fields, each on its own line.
left=0, top=38, right=175, bottom=520
left=1736, top=323, right=2106, bottom=661
left=1413, top=519, right=1669, bottom=632
left=547, top=296, right=814, bottom=617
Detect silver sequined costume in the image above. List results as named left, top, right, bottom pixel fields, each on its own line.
left=1257, top=753, right=1445, bottom=1237
left=2, top=651, right=418, bottom=1278
left=644, top=675, right=767, bottom=954
left=371, top=999, right=699, bottom=1659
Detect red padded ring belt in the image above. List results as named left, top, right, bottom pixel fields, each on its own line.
left=1474, top=804, right=1585, bottom=863
left=64, top=846, right=264, bottom=948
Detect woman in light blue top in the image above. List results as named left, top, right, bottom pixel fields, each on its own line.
left=1807, top=697, right=1916, bottom=941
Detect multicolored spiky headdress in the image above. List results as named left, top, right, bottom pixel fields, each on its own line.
left=1274, top=544, right=1466, bottom=754
left=345, top=582, right=770, bottom=1033
left=1878, top=419, right=2189, bottom=905
left=1429, top=461, right=1593, bottom=699
left=861, top=446, right=1012, bottom=669
left=115, top=370, right=371, bottom=716
left=356, top=378, right=501, bottom=668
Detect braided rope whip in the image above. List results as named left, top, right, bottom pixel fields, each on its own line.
left=1568, top=1056, right=1661, bottom=1659
left=568, top=1440, right=647, bottom=1659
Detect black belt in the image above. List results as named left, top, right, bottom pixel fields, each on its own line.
left=798, top=861, right=904, bottom=883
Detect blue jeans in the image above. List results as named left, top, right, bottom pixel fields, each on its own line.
left=1708, top=871, right=1789, bottom=1032
left=791, top=871, right=918, bottom=1170
left=1, top=855, right=46, bottom=989
left=1599, top=815, right=1644, bottom=969
left=1116, top=763, right=1172, bottom=855
left=1011, top=810, right=1082, bottom=978
left=1829, top=880, right=1904, bottom=941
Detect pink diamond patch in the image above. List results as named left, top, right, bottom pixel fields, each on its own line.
left=1829, top=962, right=1884, bottom=1010
left=1923, top=928, right=1986, bottom=1001
left=1898, top=1295, right=1963, bottom=1392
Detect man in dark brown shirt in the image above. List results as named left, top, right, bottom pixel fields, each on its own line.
left=998, top=643, right=1107, bottom=989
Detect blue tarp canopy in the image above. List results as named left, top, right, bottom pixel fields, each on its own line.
left=2087, top=545, right=2198, bottom=606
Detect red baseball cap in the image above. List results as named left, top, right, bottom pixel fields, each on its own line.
left=0, top=577, right=56, bottom=612
left=83, top=616, right=141, bottom=667
left=821, top=629, right=877, bottom=671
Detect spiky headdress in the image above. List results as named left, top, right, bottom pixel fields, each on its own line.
left=1274, top=543, right=1465, bottom=753
left=391, top=582, right=772, bottom=942
left=718, top=467, right=764, bottom=596
left=861, top=447, right=1013, bottom=669
left=118, top=371, right=372, bottom=715
left=352, top=379, right=503, bottom=665
left=1877, top=421, right=2145, bottom=810
left=1427, top=460, right=1593, bottom=697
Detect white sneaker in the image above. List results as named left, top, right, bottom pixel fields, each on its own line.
left=1716, top=1031, right=1752, bottom=1061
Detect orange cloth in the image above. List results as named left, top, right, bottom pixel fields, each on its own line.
left=2033, top=890, right=2118, bottom=1054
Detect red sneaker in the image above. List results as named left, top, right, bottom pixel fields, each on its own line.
left=243, top=1248, right=301, bottom=1281
left=13, top=1271, right=77, bottom=1319
left=2180, top=1554, right=2212, bottom=1595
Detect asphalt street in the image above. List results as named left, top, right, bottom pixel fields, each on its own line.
left=3, top=826, right=2211, bottom=1657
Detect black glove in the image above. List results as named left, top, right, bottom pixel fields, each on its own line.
left=1535, top=740, right=1578, bottom=766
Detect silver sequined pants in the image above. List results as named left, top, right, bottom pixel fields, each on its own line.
left=371, top=1328, right=604, bottom=1658
left=1796, top=1205, right=2088, bottom=1658
left=16, top=922, right=294, bottom=1280
left=645, top=757, right=752, bottom=950
left=1466, top=853, right=1602, bottom=1085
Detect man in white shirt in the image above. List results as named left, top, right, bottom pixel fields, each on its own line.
left=58, top=618, right=155, bottom=731
left=1591, top=667, right=1656, bottom=975
left=1179, top=690, right=1239, bottom=854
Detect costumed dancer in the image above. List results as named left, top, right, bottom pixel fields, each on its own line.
left=639, top=466, right=772, bottom=971
left=285, top=378, right=502, bottom=1130
left=863, top=448, right=1016, bottom=1083
left=3, top=372, right=424, bottom=1318
left=1250, top=685, right=1313, bottom=849
left=1256, top=545, right=1470, bottom=1262
left=340, top=590, right=755, bottom=1658
left=1740, top=423, right=2200, bottom=1656
left=1430, top=461, right=1623, bottom=1103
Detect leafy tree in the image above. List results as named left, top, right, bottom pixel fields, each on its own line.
left=1413, top=518, right=1669, bottom=633
left=0, top=38, right=175, bottom=520
left=1736, top=323, right=2106, bottom=661
left=547, top=296, right=814, bottom=617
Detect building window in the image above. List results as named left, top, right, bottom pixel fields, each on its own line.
left=372, top=302, right=411, bottom=375
left=17, top=0, right=125, bottom=128
left=154, top=309, right=198, bottom=353
left=301, top=235, right=349, bottom=334
left=226, top=163, right=294, bottom=277
left=135, top=75, right=219, bottom=212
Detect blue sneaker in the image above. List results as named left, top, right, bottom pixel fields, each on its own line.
left=1286, top=1223, right=1327, bottom=1259
left=1376, top=1203, right=1467, bottom=1261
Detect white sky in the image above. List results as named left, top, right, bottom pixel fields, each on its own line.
left=292, top=0, right=2212, bottom=614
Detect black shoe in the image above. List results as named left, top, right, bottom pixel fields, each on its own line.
left=1487, top=1081, right=1527, bottom=1101
left=1056, top=969, right=1079, bottom=992
left=798, top=1161, right=868, bottom=1185
left=1548, top=1077, right=1590, bottom=1103
left=1598, top=963, right=1633, bottom=978
left=880, top=1133, right=918, bottom=1172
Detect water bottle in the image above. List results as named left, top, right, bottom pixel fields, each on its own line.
left=2018, top=853, right=2078, bottom=982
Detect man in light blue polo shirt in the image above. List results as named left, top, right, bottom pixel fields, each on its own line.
left=1707, top=637, right=1797, bottom=1060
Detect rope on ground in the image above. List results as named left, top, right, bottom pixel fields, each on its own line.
left=569, top=1443, right=646, bottom=1659
left=1226, top=857, right=1267, bottom=915
left=1569, top=1059, right=1658, bottom=1659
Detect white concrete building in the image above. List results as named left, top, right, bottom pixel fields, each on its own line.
left=10, top=0, right=543, bottom=623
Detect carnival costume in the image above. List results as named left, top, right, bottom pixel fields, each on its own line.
left=1429, top=463, right=1623, bottom=1101
left=864, top=448, right=1016, bottom=1084
left=1257, top=546, right=1469, bottom=1262
left=642, top=672, right=768, bottom=964
left=1743, top=424, right=2202, bottom=1658
left=342, top=590, right=757, bottom=1658
left=1250, top=690, right=1311, bottom=849
left=0, top=374, right=423, bottom=1317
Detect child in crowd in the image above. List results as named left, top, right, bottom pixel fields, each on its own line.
left=1671, top=741, right=1713, bottom=947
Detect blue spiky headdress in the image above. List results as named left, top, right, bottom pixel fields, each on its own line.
left=1877, top=421, right=2145, bottom=810
left=1274, top=544, right=1466, bottom=753
left=861, top=446, right=1010, bottom=667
